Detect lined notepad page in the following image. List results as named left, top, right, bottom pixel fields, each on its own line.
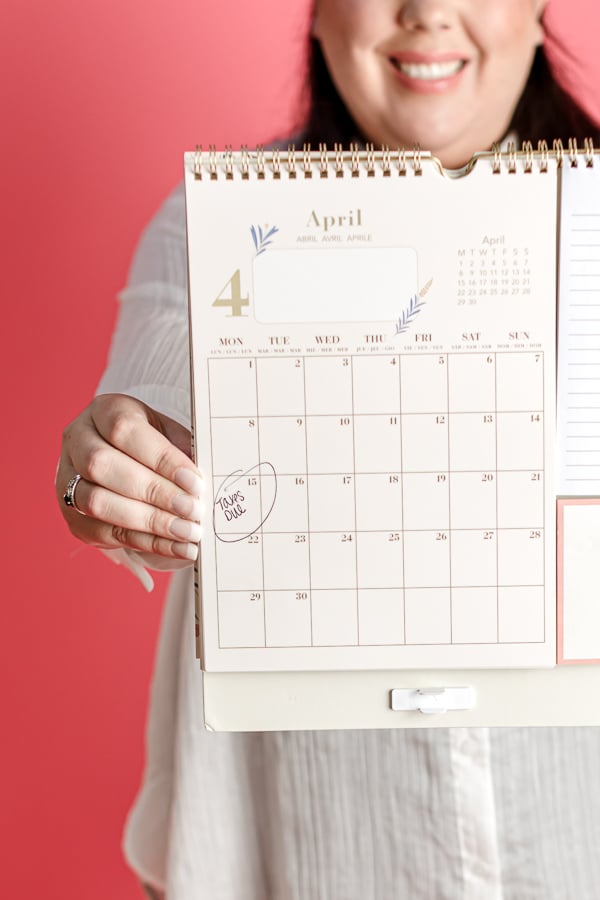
left=557, top=164, right=600, bottom=495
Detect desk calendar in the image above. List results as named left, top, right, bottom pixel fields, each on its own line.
left=184, top=146, right=566, bottom=675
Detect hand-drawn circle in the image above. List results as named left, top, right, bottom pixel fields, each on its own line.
left=213, top=461, right=277, bottom=543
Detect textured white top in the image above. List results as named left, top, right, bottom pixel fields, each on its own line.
left=97, top=183, right=600, bottom=900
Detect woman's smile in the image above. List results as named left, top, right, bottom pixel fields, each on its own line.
left=388, top=52, right=468, bottom=93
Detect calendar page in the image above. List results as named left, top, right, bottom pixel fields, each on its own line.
left=185, top=151, right=557, bottom=672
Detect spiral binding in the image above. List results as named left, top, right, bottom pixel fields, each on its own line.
left=192, top=140, right=597, bottom=180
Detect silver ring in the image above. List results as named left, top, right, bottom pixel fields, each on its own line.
left=64, top=473, right=83, bottom=510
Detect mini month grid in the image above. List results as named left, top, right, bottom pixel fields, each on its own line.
left=186, top=149, right=558, bottom=671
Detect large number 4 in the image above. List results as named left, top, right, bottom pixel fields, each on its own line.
left=212, top=269, right=249, bottom=317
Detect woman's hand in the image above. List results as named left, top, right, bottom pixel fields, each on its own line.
left=56, top=394, right=204, bottom=563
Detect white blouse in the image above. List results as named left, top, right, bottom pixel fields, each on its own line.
left=97, top=182, right=600, bottom=900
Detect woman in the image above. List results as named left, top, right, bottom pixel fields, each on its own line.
left=57, top=2, right=600, bottom=898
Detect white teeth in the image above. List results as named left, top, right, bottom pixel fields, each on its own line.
left=395, top=60, right=464, bottom=80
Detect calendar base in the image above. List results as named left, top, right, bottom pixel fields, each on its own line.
left=201, top=666, right=600, bottom=731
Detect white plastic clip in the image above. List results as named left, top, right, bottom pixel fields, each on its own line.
left=390, top=686, right=476, bottom=715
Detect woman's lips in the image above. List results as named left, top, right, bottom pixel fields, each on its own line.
left=388, top=53, right=468, bottom=93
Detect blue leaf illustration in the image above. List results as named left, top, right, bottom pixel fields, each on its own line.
left=250, top=224, right=279, bottom=257
left=394, top=293, right=426, bottom=335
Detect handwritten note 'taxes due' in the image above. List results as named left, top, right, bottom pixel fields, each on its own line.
left=213, top=462, right=277, bottom=543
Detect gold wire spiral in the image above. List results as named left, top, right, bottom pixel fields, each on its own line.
left=302, top=143, right=312, bottom=178
left=553, top=138, right=564, bottom=167
left=190, top=140, right=593, bottom=179
left=240, top=145, right=249, bottom=180
left=319, top=142, right=328, bottom=178
left=568, top=137, right=578, bottom=167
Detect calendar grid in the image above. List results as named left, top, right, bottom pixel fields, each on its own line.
left=206, top=359, right=221, bottom=651
left=542, top=352, right=547, bottom=643
left=350, top=355, right=360, bottom=643
left=302, top=358, right=314, bottom=646
left=446, top=354, right=454, bottom=643
left=494, top=351, right=500, bottom=641
left=254, top=358, right=267, bottom=647
left=398, top=354, right=407, bottom=649
left=208, top=352, right=547, bottom=653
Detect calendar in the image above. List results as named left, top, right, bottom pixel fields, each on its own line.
left=185, top=147, right=558, bottom=672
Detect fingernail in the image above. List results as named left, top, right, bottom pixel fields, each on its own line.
left=173, top=541, right=199, bottom=561
left=174, top=468, right=203, bottom=497
left=169, top=518, right=203, bottom=542
left=172, top=493, right=203, bottom=521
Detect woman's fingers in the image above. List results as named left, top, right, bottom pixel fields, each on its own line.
left=88, top=394, right=201, bottom=489
left=58, top=394, right=206, bottom=560
left=68, top=422, right=203, bottom=521
left=61, top=492, right=201, bottom=560
left=73, top=478, right=203, bottom=543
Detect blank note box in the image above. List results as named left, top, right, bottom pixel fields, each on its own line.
left=496, top=471, right=544, bottom=529
left=358, top=589, right=404, bottom=645
left=304, top=357, right=353, bottom=415
left=218, top=592, right=265, bottom=648
left=497, top=412, right=544, bottom=470
left=449, top=473, right=496, bottom=529
left=352, top=355, right=401, bottom=414
left=498, top=529, right=544, bottom=586
left=265, top=591, right=312, bottom=647
left=309, top=533, right=357, bottom=589
left=261, top=475, right=308, bottom=534
left=308, top=475, right=356, bottom=532
left=210, top=418, right=259, bottom=476
left=208, top=358, right=258, bottom=417
left=498, top=586, right=544, bottom=643
left=355, top=474, right=403, bottom=531
left=312, top=590, right=358, bottom=646
left=403, top=531, right=450, bottom=588
left=401, top=355, right=448, bottom=413
left=402, top=473, right=449, bottom=531
left=215, top=539, right=263, bottom=591
left=256, top=357, right=306, bottom=416
left=258, top=416, right=307, bottom=475
left=263, top=533, right=310, bottom=591
left=401, top=414, right=449, bottom=472
left=452, top=588, right=498, bottom=644
left=354, top=415, right=401, bottom=473
left=448, top=354, right=496, bottom=412
left=356, top=532, right=404, bottom=589
left=496, top=353, right=544, bottom=411
left=451, top=530, right=497, bottom=587
left=306, top=416, right=355, bottom=474
left=449, top=413, right=496, bottom=471
left=405, top=588, right=451, bottom=644
left=254, top=247, right=417, bottom=324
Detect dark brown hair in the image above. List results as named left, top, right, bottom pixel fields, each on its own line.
left=301, top=38, right=600, bottom=149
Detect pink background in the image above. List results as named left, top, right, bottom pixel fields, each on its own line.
left=1, top=1, right=598, bottom=898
